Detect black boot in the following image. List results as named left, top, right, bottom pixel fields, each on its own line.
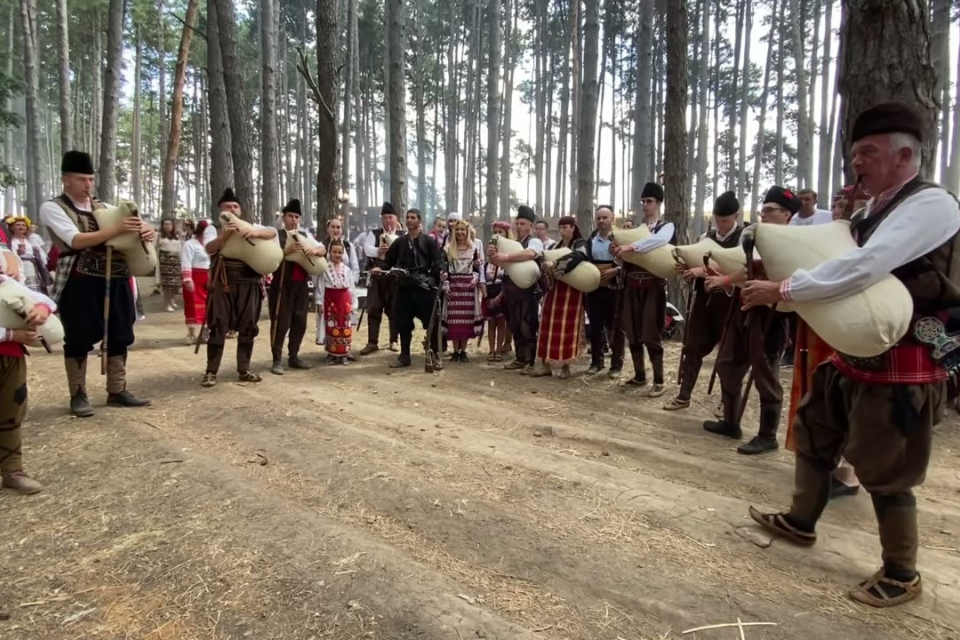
left=105, top=356, right=151, bottom=407
left=703, top=420, right=743, bottom=439
left=66, top=357, right=95, bottom=418
left=738, top=406, right=780, bottom=455
left=390, top=333, right=412, bottom=368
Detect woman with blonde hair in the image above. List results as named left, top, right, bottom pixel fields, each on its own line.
left=4, top=215, right=49, bottom=294
left=441, top=219, right=483, bottom=361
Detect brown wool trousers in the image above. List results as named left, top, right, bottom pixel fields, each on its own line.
left=677, top=289, right=735, bottom=400
left=0, top=356, right=28, bottom=475
left=790, top=362, right=943, bottom=573
left=715, top=306, right=784, bottom=434
left=622, top=284, right=666, bottom=383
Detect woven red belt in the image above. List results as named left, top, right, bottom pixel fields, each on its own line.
left=832, top=344, right=947, bottom=384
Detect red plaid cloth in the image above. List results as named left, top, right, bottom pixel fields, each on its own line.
left=831, top=344, right=947, bottom=384
left=536, top=280, right=583, bottom=362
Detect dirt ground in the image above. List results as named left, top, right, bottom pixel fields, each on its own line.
left=2, top=293, right=960, bottom=640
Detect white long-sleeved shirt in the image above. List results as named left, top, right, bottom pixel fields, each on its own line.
left=158, top=236, right=183, bottom=254
left=514, top=235, right=545, bottom=258
left=782, top=186, right=960, bottom=303
left=361, top=226, right=403, bottom=259
left=322, top=262, right=358, bottom=311
left=630, top=222, right=675, bottom=254
left=0, top=273, right=57, bottom=337
left=180, top=238, right=211, bottom=271
left=39, top=198, right=104, bottom=247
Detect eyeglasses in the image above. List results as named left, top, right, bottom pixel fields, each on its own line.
left=760, top=206, right=786, bottom=216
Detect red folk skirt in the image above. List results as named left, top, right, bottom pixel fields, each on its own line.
left=536, top=280, right=583, bottom=363
left=183, top=268, right=209, bottom=326
left=324, top=287, right=354, bottom=356
left=442, top=273, right=483, bottom=340
left=786, top=319, right=834, bottom=452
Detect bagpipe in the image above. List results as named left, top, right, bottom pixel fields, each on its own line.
left=218, top=211, right=284, bottom=275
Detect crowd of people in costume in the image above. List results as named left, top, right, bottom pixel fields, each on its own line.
left=2, top=102, right=959, bottom=616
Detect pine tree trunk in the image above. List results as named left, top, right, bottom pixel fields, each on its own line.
left=160, top=0, right=198, bottom=220
left=341, top=0, right=356, bottom=216
left=569, top=0, right=581, bottom=212
left=213, top=0, right=255, bottom=219
left=750, top=0, right=777, bottom=216
left=664, top=0, right=689, bottom=289
left=948, top=30, right=960, bottom=190
left=788, top=0, right=811, bottom=187
left=499, top=0, right=516, bottom=219
left=207, top=0, right=233, bottom=215
left=533, top=3, right=544, bottom=211
left=353, top=4, right=364, bottom=213
left=693, top=0, right=710, bottom=233
left=736, top=0, right=752, bottom=203
left=484, top=0, right=501, bottom=234
left=711, top=0, right=720, bottom=201
left=838, top=0, right=938, bottom=179
left=55, top=0, right=71, bottom=153
left=259, top=0, right=278, bottom=223
left=544, top=47, right=554, bottom=217
left=595, top=18, right=609, bottom=204
left=444, top=20, right=459, bottom=213
left=727, top=0, right=743, bottom=188
left=632, top=0, right=654, bottom=212
left=931, top=0, right=950, bottom=179
left=18, top=0, right=42, bottom=220
left=554, top=25, right=570, bottom=219
left=576, top=0, right=599, bottom=231
left=816, top=0, right=834, bottom=200
left=775, top=23, right=785, bottom=185
left=4, top=6, right=14, bottom=216
left=386, top=0, right=406, bottom=212
left=316, top=0, right=340, bottom=228
left=132, top=28, right=143, bottom=206
left=414, top=0, right=427, bottom=210
left=92, top=21, right=101, bottom=163
left=158, top=0, right=168, bottom=159
left=97, top=0, right=126, bottom=201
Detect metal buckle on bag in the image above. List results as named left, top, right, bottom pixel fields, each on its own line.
left=914, top=316, right=960, bottom=376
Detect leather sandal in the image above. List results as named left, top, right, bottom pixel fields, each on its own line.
left=748, top=506, right=817, bottom=547
left=849, top=569, right=923, bottom=608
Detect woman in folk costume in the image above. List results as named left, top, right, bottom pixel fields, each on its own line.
left=530, top=216, right=586, bottom=379
left=180, top=220, right=213, bottom=345
left=481, top=222, right=512, bottom=361
left=315, top=217, right=359, bottom=347
left=441, top=219, right=483, bottom=362
left=322, top=239, right=358, bottom=364
left=0, top=249, right=57, bottom=494
left=156, top=218, right=182, bottom=312
left=4, top=215, right=50, bottom=295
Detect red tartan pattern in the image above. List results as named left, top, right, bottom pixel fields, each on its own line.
left=786, top=320, right=835, bottom=452
left=831, top=344, right=947, bottom=384
left=536, top=280, right=583, bottom=363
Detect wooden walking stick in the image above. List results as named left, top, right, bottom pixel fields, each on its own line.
left=270, top=259, right=287, bottom=350
left=101, top=246, right=113, bottom=375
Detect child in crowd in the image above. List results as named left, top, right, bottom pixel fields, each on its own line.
left=321, top=240, right=358, bottom=364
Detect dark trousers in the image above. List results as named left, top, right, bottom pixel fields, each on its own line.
left=394, top=285, right=441, bottom=358
left=790, top=363, right=943, bottom=574
left=60, top=274, right=135, bottom=359
left=206, top=280, right=263, bottom=374
left=677, top=289, right=734, bottom=400
left=504, top=285, right=540, bottom=365
left=716, top=306, right=785, bottom=434
left=366, top=275, right=398, bottom=346
left=622, top=284, right=666, bottom=383
left=585, top=286, right=624, bottom=370
left=0, top=356, right=27, bottom=474
left=269, top=279, right=309, bottom=362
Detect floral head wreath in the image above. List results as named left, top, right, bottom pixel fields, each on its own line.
left=4, top=215, right=31, bottom=227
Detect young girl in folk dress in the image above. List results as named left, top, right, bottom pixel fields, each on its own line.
left=481, top=222, right=512, bottom=361
left=531, top=216, right=586, bottom=379
left=322, top=240, right=358, bottom=364
left=441, top=220, right=483, bottom=362
left=157, top=218, right=183, bottom=311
